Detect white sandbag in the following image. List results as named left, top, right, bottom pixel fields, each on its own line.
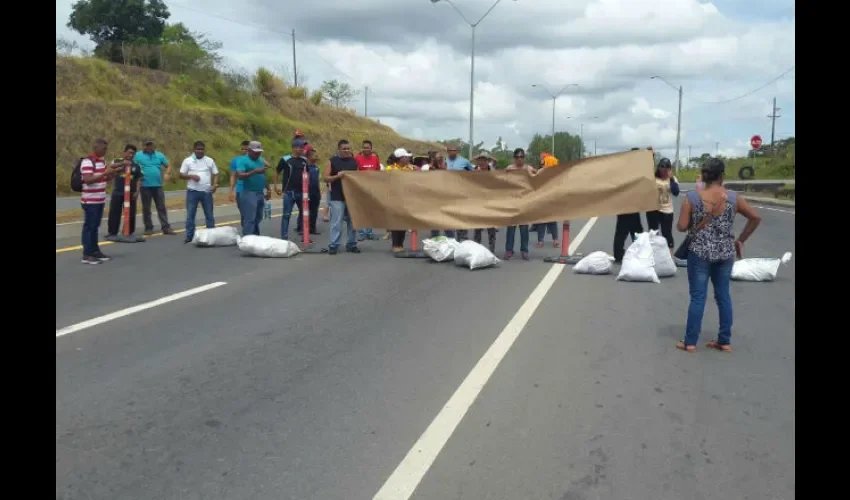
left=573, top=251, right=615, bottom=275
left=731, top=252, right=792, bottom=282
left=423, top=236, right=461, bottom=262
left=454, top=240, right=500, bottom=270
left=237, top=235, right=301, bottom=258
left=193, top=226, right=240, bottom=247
left=616, top=232, right=660, bottom=283
left=649, top=230, right=677, bottom=278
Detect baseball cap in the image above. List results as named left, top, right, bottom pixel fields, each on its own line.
left=292, top=138, right=306, bottom=148
left=248, top=140, right=263, bottom=152
left=393, top=148, right=413, bottom=158
left=294, top=130, right=305, bottom=138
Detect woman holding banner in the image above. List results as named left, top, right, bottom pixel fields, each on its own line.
left=385, top=148, right=416, bottom=252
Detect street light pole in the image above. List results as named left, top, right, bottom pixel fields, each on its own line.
left=532, top=83, right=578, bottom=155
left=650, top=75, right=683, bottom=174
left=566, top=115, right=598, bottom=160
left=433, top=0, right=515, bottom=159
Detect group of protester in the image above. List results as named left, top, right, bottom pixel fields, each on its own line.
left=76, top=135, right=765, bottom=353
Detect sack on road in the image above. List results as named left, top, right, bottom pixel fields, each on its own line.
left=731, top=252, right=792, bottom=282
left=237, top=235, right=301, bottom=258
left=573, top=251, right=615, bottom=275
left=423, top=236, right=461, bottom=262
left=193, top=226, right=240, bottom=247
left=616, top=232, right=660, bottom=283
left=649, top=230, right=677, bottom=278
left=454, top=240, right=500, bottom=270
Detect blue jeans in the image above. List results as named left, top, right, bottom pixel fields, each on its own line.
left=281, top=191, right=303, bottom=239
left=685, top=253, right=734, bottom=346
left=239, top=191, right=265, bottom=236
left=505, top=225, right=529, bottom=253
left=359, top=228, right=374, bottom=238
left=536, top=222, right=558, bottom=242
left=329, top=200, right=357, bottom=249
left=430, top=229, right=456, bottom=238
left=185, top=190, right=215, bottom=241
left=81, top=203, right=104, bottom=256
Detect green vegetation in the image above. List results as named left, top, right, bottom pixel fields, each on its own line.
left=676, top=137, right=795, bottom=182
left=56, top=0, right=440, bottom=195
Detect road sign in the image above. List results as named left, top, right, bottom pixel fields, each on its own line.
left=750, top=135, right=763, bottom=149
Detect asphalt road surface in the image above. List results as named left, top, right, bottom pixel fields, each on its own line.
left=56, top=197, right=795, bottom=500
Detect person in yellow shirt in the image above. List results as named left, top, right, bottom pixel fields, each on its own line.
left=535, top=152, right=561, bottom=248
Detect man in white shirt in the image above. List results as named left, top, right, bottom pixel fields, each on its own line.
left=180, top=140, right=219, bottom=243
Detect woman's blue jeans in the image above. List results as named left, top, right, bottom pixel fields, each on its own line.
left=685, top=253, right=734, bottom=346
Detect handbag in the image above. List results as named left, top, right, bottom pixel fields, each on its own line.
left=675, top=191, right=716, bottom=260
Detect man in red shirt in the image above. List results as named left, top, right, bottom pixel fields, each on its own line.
left=354, top=139, right=381, bottom=240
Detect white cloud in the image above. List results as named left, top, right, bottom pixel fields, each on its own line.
left=55, top=0, right=795, bottom=161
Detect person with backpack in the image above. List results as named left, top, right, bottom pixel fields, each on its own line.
left=76, top=138, right=124, bottom=265
left=105, top=144, right=143, bottom=241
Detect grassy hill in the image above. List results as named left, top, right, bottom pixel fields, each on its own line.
left=55, top=56, right=442, bottom=195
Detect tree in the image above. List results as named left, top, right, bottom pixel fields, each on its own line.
left=526, top=132, right=585, bottom=164
left=320, top=80, right=358, bottom=108
left=157, top=23, right=222, bottom=73
left=68, top=0, right=170, bottom=63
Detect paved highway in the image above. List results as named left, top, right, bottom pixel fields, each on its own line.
left=56, top=197, right=795, bottom=500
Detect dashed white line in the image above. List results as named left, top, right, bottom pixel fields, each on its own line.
left=373, top=217, right=598, bottom=500
left=55, top=282, right=227, bottom=338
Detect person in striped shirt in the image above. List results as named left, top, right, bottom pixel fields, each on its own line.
left=80, top=138, right=124, bottom=265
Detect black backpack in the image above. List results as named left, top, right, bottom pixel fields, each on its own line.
left=70, top=157, right=86, bottom=192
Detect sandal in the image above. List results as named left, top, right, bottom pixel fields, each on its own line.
left=676, top=340, right=696, bottom=353
left=535, top=241, right=544, bottom=248
left=705, top=340, right=732, bottom=352
left=552, top=240, right=560, bottom=248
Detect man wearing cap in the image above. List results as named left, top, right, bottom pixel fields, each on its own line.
left=471, top=152, right=497, bottom=252
left=234, top=141, right=271, bottom=236
left=274, top=138, right=310, bottom=240
left=134, top=138, right=175, bottom=235
left=323, top=139, right=361, bottom=255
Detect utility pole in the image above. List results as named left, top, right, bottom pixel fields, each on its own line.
left=593, top=140, right=597, bottom=157
left=767, top=97, right=781, bottom=154
left=364, top=86, right=369, bottom=117
left=675, top=85, right=682, bottom=173
left=291, top=29, right=298, bottom=87
left=687, top=145, right=692, bottom=168
left=715, top=142, right=720, bottom=156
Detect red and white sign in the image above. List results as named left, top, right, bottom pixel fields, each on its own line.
left=750, top=135, right=763, bottom=149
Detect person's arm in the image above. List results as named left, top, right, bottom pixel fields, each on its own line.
left=676, top=197, right=691, bottom=232
left=263, top=173, right=271, bottom=200
left=236, top=162, right=265, bottom=179
left=179, top=158, right=199, bottom=182
left=133, top=167, right=143, bottom=199
left=228, top=158, right=238, bottom=201
left=160, top=154, right=171, bottom=183
left=734, top=196, right=762, bottom=253
left=323, top=159, right=341, bottom=182
left=278, top=159, right=291, bottom=192
left=670, top=177, right=680, bottom=196
left=210, top=159, right=219, bottom=193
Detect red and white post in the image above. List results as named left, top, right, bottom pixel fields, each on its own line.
left=543, top=221, right=582, bottom=264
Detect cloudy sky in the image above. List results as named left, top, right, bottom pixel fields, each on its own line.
left=56, top=0, right=795, bottom=160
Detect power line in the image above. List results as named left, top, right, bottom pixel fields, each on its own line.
left=689, top=65, right=795, bottom=106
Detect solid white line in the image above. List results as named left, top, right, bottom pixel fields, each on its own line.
left=55, top=282, right=227, bottom=338
left=373, top=217, right=598, bottom=500
left=751, top=205, right=795, bottom=215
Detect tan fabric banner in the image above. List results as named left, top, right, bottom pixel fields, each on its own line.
left=341, top=149, right=659, bottom=230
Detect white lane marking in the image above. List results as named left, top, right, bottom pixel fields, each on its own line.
left=55, top=282, right=227, bottom=338
left=751, top=205, right=795, bottom=215
left=373, top=218, right=598, bottom=500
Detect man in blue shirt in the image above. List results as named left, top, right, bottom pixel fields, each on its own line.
left=134, top=138, right=175, bottom=235
left=234, top=141, right=271, bottom=236
left=445, top=144, right=473, bottom=171
left=229, top=140, right=249, bottom=226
